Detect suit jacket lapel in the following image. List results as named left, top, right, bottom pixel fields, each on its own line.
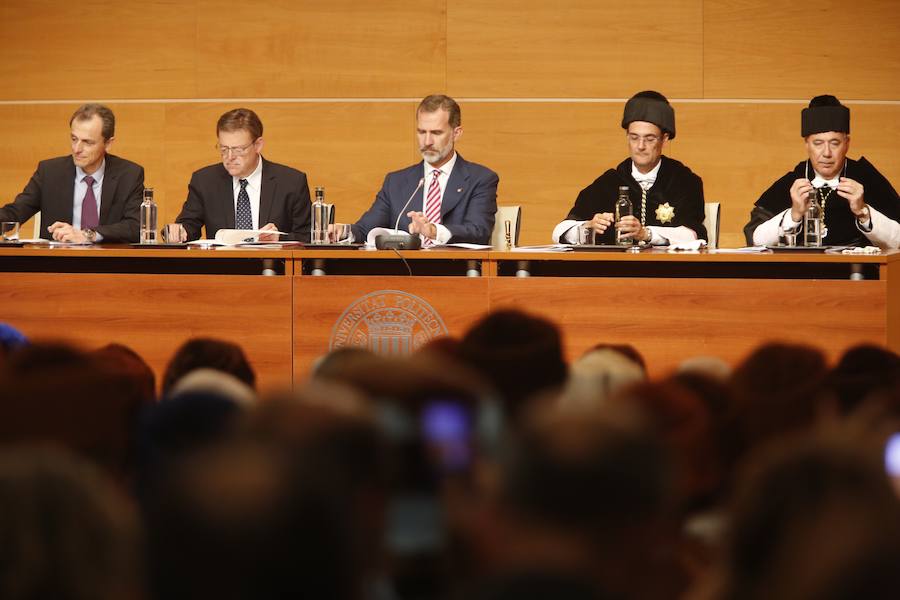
left=98, top=158, right=118, bottom=225
left=258, top=159, right=275, bottom=226
left=441, top=155, right=468, bottom=217
left=220, top=166, right=236, bottom=229
left=59, top=159, right=77, bottom=218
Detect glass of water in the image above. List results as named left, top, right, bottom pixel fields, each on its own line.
left=1, top=222, right=19, bottom=242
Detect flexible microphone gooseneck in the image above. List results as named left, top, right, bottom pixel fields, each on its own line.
left=376, top=178, right=426, bottom=250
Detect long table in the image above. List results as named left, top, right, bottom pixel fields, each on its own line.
left=2, top=246, right=897, bottom=392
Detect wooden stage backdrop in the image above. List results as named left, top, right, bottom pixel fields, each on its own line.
left=0, top=1, right=897, bottom=250
left=2, top=248, right=897, bottom=392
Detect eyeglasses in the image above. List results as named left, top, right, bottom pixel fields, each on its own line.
left=215, top=140, right=257, bottom=157
left=627, top=134, right=661, bottom=145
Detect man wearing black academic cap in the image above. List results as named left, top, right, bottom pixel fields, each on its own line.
left=744, top=95, right=900, bottom=248
left=553, top=91, right=707, bottom=245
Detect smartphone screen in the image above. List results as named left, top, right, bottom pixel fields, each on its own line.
left=885, top=433, right=900, bottom=478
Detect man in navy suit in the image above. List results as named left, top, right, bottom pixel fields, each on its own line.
left=172, top=108, right=311, bottom=242
left=339, top=94, right=499, bottom=245
left=0, top=103, right=144, bottom=243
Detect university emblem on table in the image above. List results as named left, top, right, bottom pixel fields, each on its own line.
left=329, top=290, right=448, bottom=356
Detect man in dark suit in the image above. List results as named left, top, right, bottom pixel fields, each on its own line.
left=0, top=103, right=144, bottom=243
left=172, top=108, right=311, bottom=242
left=335, top=94, right=499, bottom=245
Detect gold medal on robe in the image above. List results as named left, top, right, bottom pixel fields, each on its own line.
left=655, top=202, right=675, bottom=224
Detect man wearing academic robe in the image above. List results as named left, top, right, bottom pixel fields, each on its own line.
left=744, top=95, right=900, bottom=249
left=552, top=91, right=707, bottom=245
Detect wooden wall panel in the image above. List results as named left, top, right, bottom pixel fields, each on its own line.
left=195, top=0, right=446, bottom=98
left=447, top=0, right=703, bottom=97
left=0, top=0, right=447, bottom=101
left=293, top=277, right=490, bottom=379
left=461, top=102, right=624, bottom=245
left=0, top=1, right=197, bottom=100
left=704, top=0, right=900, bottom=99
left=490, top=277, right=888, bottom=376
left=0, top=273, right=294, bottom=392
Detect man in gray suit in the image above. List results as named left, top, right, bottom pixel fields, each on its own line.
left=0, top=103, right=144, bottom=243
left=336, top=94, right=499, bottom=245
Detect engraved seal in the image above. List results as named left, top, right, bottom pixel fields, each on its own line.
left=329, top=290, right=448, bottom=356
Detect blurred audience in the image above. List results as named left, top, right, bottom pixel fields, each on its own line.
left=0, top=447, right=141, bottom=600
left=678, top=355, right=731, bottom=381
left=4, top=321, right=900, bottom=600
left=161, top=337, right=256, bottom=397
left=697, top=433, right=900, bottom=600
left=724, top=342, right=830, bottom=472
left=92, top=342, right=157, bottom=406
left=561, top=346, right=646, bottom=409
left=458, top=310, right=567, bottom=420
left=0, top=342, right=147, bottom=483
left=473, top=402, right=680, bottom=600
left=167, top=368, right=256, bottom=405
left=144, top=438, right=359, bottom=600
left=827, top=343, right=900, bottom=416
left=0, top=323, right=28, bottom=366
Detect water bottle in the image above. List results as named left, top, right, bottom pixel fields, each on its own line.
left=140, top=187, right=157, bottom=244
left=615, top=186, right=633, bottom=246
left=803, top=188, right=822, bottom=247
left=311, top=186, right=333, bottom=244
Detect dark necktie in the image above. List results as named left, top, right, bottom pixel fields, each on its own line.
left=81, top=175, right=99, bottom=229
left=235, top=178, right=252, bottom=229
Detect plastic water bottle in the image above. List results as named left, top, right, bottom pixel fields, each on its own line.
left=615, top=186, right=633, bottom=246
left=140, top=187, right=157, bottom=244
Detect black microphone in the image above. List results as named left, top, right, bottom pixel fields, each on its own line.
left=376, top=178, right=425, bottom=250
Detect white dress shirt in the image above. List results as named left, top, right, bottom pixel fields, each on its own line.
left=73, top=159, right=105, bottom=230
left=751, top=169, right=900, bottom=248
left=422, top=152, right=458, bottom=245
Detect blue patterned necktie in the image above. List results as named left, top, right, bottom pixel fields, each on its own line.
left=235, top=178, right=252, bottom=229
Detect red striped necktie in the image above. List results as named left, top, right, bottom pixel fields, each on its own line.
left=425, top=169, right=442, bottom=224
left=423, top=169, right=442, bottom=246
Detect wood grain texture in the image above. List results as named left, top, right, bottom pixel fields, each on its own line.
left=293, top=276, right=490, bottom=379
left=195, top=0, right=446, bottom=98
left=0, top=0, right=197, bottom=100
left=447, top=0, right=703, bottom=97
left=4, top=0, right=897, bottom=101
left=704, top=0, right=900, bottom=99
left=0, top=0, right=446, bottom=100
left=889, top=255, right=900, bottom=352
left=489, top=277, right=889, bottom=376
left=0, top=273, right=293, bottom=393
left=0, top=252, right=896, bottom=387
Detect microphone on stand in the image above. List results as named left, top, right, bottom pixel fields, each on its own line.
left=376, top=178, right=425, bottom=250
